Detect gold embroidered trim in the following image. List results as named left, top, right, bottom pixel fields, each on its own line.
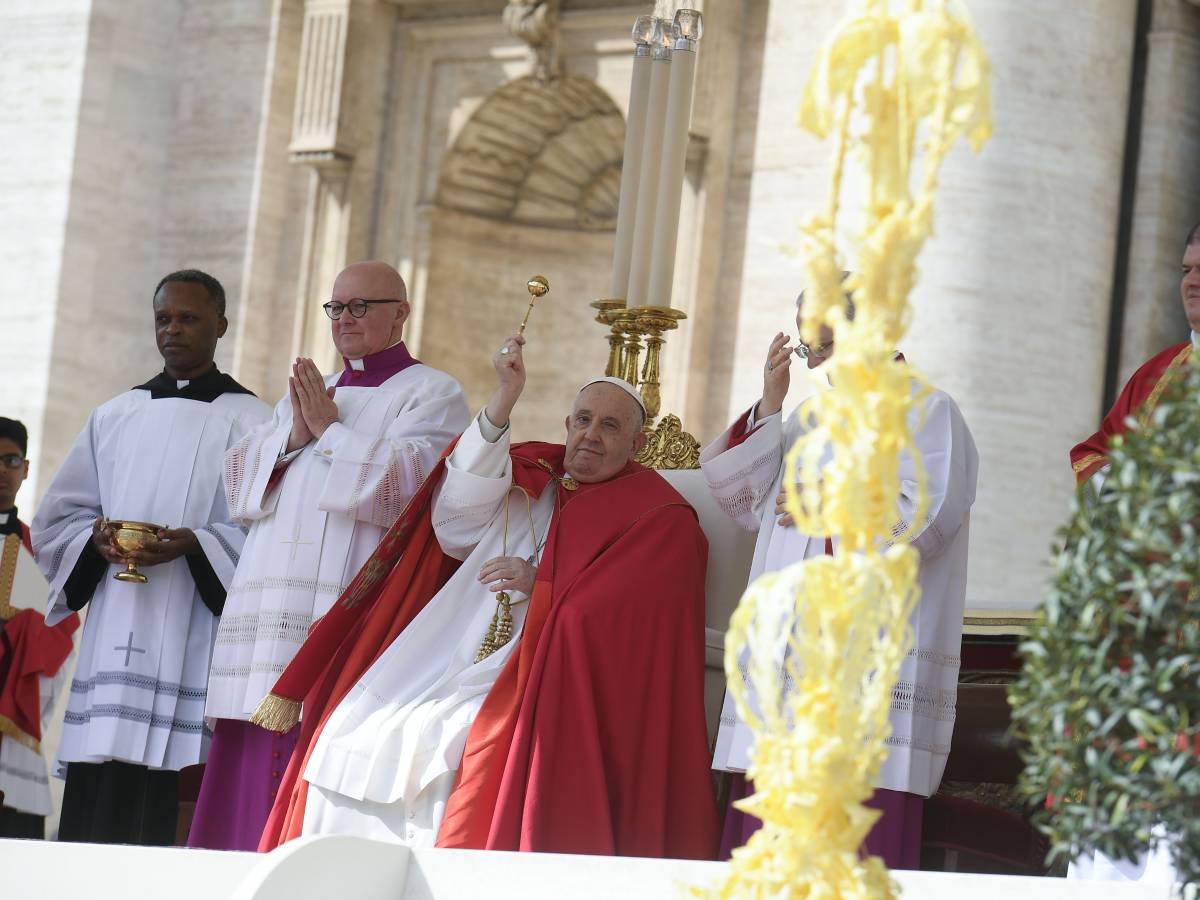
left=0, top=712, right=40, bottom=752
left=1141, top=344, right=1192, bottom=422
left=1071, top=453, right=1106, bottom=474
left=0, top=533, right=20, bottom=619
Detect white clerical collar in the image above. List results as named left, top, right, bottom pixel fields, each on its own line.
left=346, top=339, right=408, bottom=372
left=177, top=379, right=190, bottom=389
left=1192, top=331, right=1198, bottom=349
left=0, top=512, right=8, bottom=525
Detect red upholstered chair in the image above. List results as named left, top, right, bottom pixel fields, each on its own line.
left=920, top=683, right=1051, bottom=875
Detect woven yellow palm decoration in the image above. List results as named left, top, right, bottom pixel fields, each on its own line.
left=699, top=2, right=991, bottom=897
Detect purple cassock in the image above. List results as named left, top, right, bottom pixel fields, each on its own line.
left=188, top=341, right=425, bottom=852
left=719, top=774, right=924, bottom=870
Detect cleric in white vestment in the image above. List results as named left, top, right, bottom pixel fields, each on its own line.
left=703, top=290, right=978, bottom=868
left=31, top=270, right=271, bottom=845
left=189, top=261, right=469, bottom=851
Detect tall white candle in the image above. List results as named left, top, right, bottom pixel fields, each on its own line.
left=646, top=10, right=703, bottom=309
left=624, top=19, right=672, bottom=310
left=609, top=16, right=656, bottom=302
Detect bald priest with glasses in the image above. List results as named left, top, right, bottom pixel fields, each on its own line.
left=189, top=261, right=469, bottom=850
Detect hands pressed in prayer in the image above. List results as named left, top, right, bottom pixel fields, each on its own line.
left=775, top=489, right=795, bottom=528
left=776, top=480, right=823, bottom=529
left=287, top=357, right=339, bottom=452
left=90, top=518, right=126, bottom=565
left=129, top=528, right=202, bottom=567
left=484, top=334, right=527, bottom=431
left=758, top=332, right=793, bottom=419
left=479, top=554, right=536, bottom=597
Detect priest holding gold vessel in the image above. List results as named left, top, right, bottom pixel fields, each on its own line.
left=30, top=270, right=271, bottom=845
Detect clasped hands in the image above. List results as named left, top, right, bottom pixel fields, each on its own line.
left=288, top=357, right=340, bottom=452
left=91, top=518, right=200, bottom=567
left=775, top=480, right=824, bottom=529
left=478, top=555, right=536, bottom=597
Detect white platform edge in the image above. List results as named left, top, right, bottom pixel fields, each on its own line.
left=0, top=836, right=1182, bottom=899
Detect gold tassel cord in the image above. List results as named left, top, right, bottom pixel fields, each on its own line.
left=249, top=693, right=303, bottom=734
left=475, top=487, right=542, bottom=663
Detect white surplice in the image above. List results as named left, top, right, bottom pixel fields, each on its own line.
left=301, top=412, right=550, bottom=846
left=702, top=387, right=978, bottom=797
left=0, top=530, right=73, bottom=816
left=205, top=365, right=470, bottom=720
left=1069, top=830, right=1178, bottom=885
left=31, top=389, right=271, bottom=770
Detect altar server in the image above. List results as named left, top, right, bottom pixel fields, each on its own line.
left=31, top=271, right=270, bottom=844
left=257, top=335, right=718, bottom=859
left=189, top=261, right=469, bottom=851
left=0, top=417, right=78, bottom=839
left=703, top=289, right=978, bottom=868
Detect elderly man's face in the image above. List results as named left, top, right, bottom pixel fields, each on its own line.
left=330, top=263, right=410, bottom=360
left=563, top=384, right=647, bottom=484
left=1182, top=242, right=1200, bottom=332
left=795, top=307, right=836, bottom=370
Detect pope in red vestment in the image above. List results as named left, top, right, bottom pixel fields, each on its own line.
left=256, top=335, right=718, bottom=859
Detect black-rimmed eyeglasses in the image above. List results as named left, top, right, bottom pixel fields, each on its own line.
left=322, top=298, right=402, bottom=320
left=0, top=454, right=25, bottom=471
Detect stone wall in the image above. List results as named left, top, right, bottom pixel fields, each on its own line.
left=0, top=0, right=92, bottom=503
left=4, top=0, right=276, bottom=499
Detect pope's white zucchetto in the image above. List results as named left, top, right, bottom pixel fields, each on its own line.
left=576, top=377, right=647, bottom=418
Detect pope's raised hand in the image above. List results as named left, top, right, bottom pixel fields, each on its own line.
left=485, top=335, right=526, bottom=431
left=758, top=332, right=793, bottom=419
left=493, top=335, right=526, bottom=392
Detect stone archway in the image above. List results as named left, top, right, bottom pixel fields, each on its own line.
left=436, top=74, right=624, bottom=232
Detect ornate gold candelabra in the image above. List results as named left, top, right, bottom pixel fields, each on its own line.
left=589, top=300, right=698, bottom=470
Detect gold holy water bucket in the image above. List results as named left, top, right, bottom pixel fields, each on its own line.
left=107, top=520, right=163, bottom=584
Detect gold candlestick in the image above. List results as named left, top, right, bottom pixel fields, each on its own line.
left=518, top=275, right=549, bottom=335
left=614, top=309, right=646, bottom=388
left=627, top=306, right=686, bottom=423
left=590, top=298, right=627, bottom=378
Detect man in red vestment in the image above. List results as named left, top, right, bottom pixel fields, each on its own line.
left=0, top=417, right=79, bottom=838
left=1071, top=223, right=1200, bottom=484
left=255, top=335, right=718, bottom=859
